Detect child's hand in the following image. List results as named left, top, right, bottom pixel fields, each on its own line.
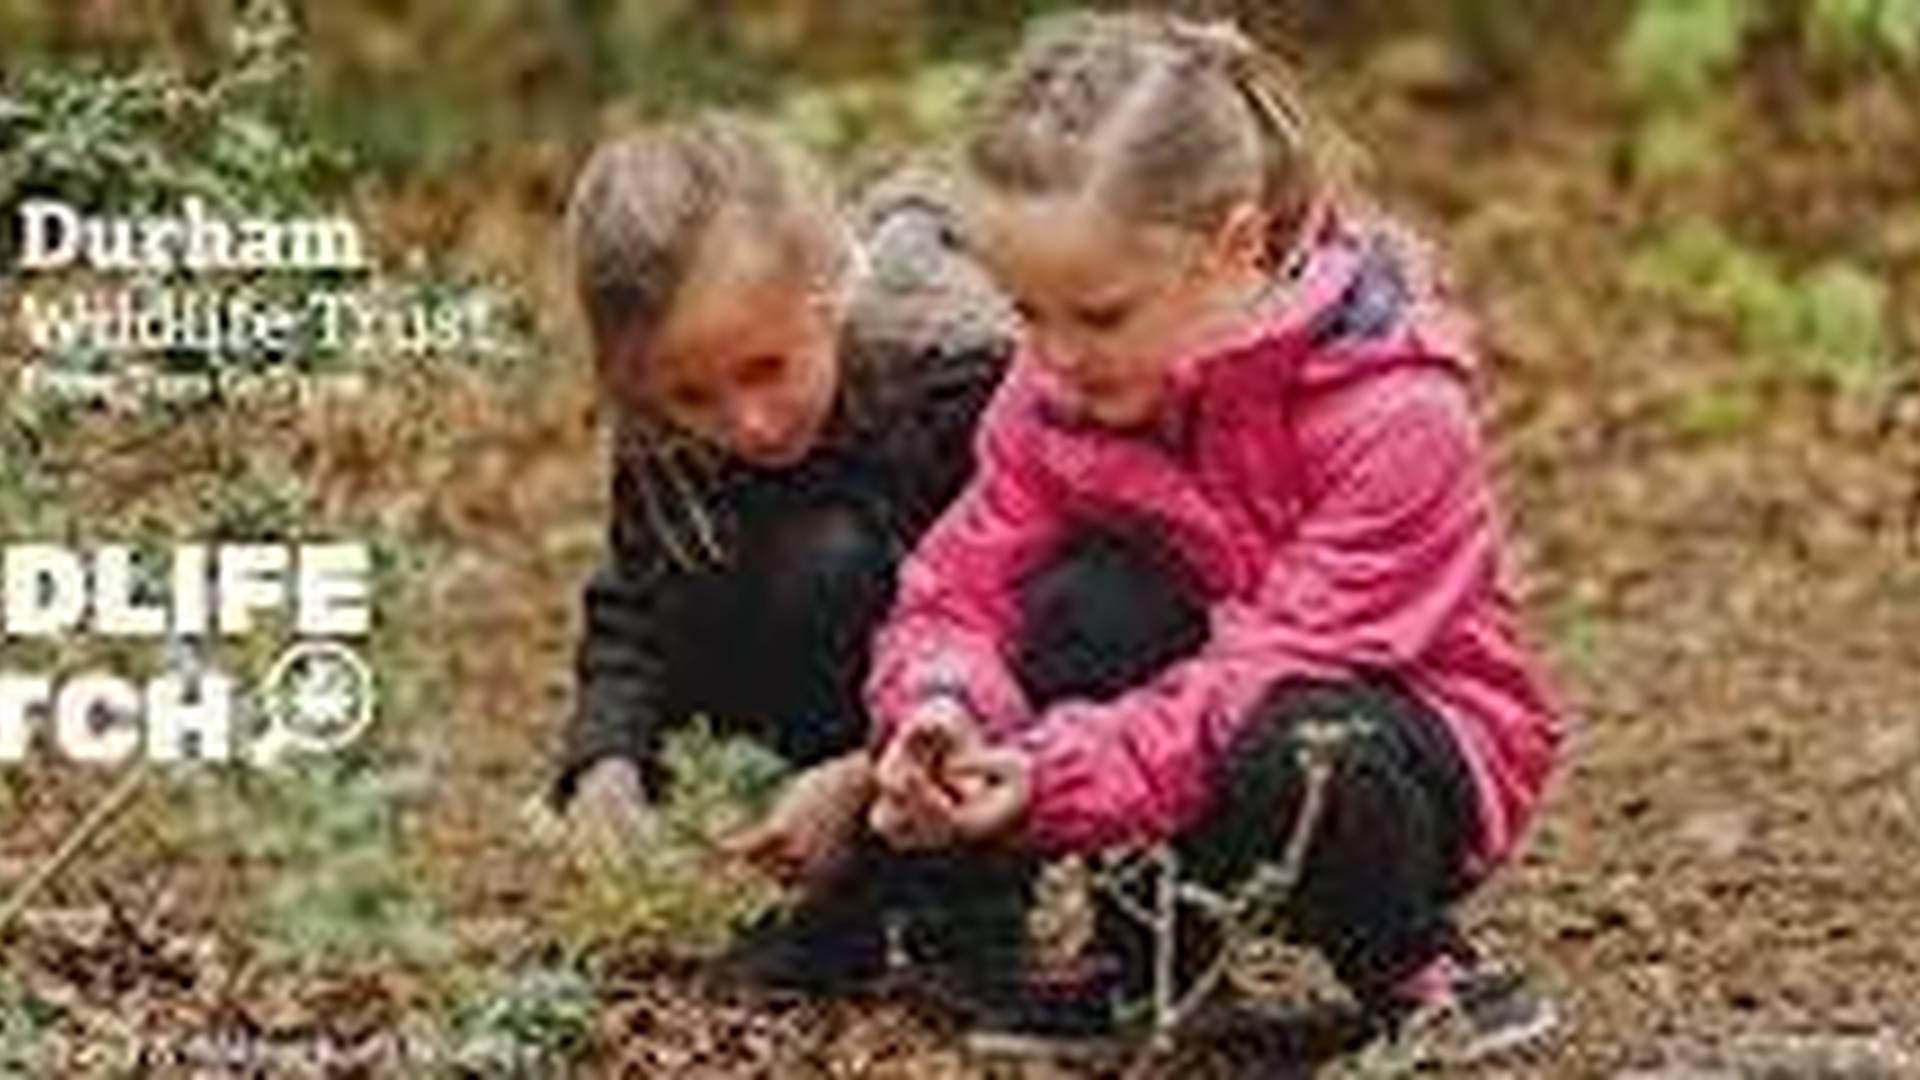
left=721, top=752, right=873, bottom=886
left=564, top=757, right=661, bottom=869
left=870, top=701, right=1031, bottom=849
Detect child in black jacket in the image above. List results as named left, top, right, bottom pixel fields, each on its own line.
left=550, top=113, right=1025, bottom=999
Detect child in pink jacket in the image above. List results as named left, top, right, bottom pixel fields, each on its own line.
left=863, top=12, right=1565, bottom=1062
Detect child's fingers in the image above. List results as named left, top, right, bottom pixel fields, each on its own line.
left=717, top=821, right=770, bottom=859
left=870, top=792, right=933, bottom=847
left=873, top=739, right=920, bottom=801
left=899, top=755, right=963, bottom=829
left=877, top=733, right=960, bottom=813
left=902, top=716, right=958, bottom=765
left=875, top=727, right=937, bottom=796
left=869, top=788, right=956, bottom=850
left=868, top=793, right=911, bottom=840
left=719, top=818, right=803, bottom=879
left=945, top=748, right=1030, bottom=841
left=879, top=703, right=979, bottom=791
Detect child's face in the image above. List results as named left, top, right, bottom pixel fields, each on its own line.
left=972, top=192, right=1269, bottom=429
left=611, top=222, right=840, bottom=468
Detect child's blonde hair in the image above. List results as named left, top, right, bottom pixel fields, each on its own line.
left=565, top=115, right=848, bottom=570
left=964, top=12, right=1355, bottom=262
left=565, top=112, right=847, bottom=376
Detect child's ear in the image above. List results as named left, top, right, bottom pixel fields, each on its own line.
left=1206, top=200, right=1271, bottom=280
left=810, top=223, right=866, bottom=316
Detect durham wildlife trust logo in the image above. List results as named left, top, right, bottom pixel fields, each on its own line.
left=0, top=542, right=374, bottom=767
left=6, top=196, right=510, bottom=406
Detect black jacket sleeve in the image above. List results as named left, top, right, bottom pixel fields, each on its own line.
left=548, top=452, right=685, bottom=809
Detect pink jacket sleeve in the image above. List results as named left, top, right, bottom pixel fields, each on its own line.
left=1013, top=372, right=1498, bottom=854
left=865, top=372, right=1068, bottom=744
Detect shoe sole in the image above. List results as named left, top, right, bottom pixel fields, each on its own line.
left=963, top=1029, right=1135, bottom=1064
left=1454, top=995, right=1562, bottom=1066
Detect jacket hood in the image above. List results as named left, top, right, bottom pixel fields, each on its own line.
left=1168, top=202, right=1478, bottom=399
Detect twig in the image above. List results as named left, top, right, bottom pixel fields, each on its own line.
left=1150, top=843, right=1178, bottom=1046
left=0, top=763, right=150, bottom=941
left=1109, top=716, right=1362, bottom=1076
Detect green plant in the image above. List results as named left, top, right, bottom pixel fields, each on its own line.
left=167, top=760, right=451, bottom=971
left=206, top=451, right=315, bottom=539
left=657, top=719, right=795, bottom=826
left=1617, top=0, right=1759, bottom=104
left=1, top=0, right=345, bottom=387
left=1616, top=0, right=1916, bottom=184
left=551, top=721, right=790, bottom=953
left=1628, top=218, right=1895, bottom=395
left=775, top=59, right=989, bottom=163
left=1666, top=377, right=1767, bottom=439
left=1619, top=0, right=1916, bottom=104
left=0, top=973, right=60, bottom=1075
left=0, top=1, right=342, bottom=221
left=445, top=963, right=596, bottom=1077
left=1795, top=260, right=1895, bottom=387
left=1805, top=0, right=1920, bottom=63
left=0, top=410, right=75, bottom=540
left=1627, top=109, right=1726, bottom=184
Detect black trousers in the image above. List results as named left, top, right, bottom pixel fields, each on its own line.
left=650, top=499, right=1032, bottom=977
left=652, top=500, right=895, bottom=779
left=1011, top=529, right=1479, bottom=1004
left=659, top=507, right=1475, bottom=1002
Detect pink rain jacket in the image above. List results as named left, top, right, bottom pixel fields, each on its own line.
left=865, top=208, right=1564, bottom=877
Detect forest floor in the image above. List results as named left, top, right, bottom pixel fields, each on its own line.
left=4, top=28, right=1919, bottom=1080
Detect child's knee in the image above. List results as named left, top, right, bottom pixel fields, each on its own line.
left=1012, top=529, right=1207, bottom=706
left=751, top=503, right=895, bottom=623
left=1186, top=679, right=1440, bottom=890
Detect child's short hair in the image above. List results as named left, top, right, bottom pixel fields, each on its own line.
left=964, top=12, right=1354, bottom=259
left=564, top=113, right=844, bottom=372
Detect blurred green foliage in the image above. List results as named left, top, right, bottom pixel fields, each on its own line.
left=228, top=759, right=453, bottom=971
left=1617, top=0, right=1917, bottom=182
left=0, top=972, right=59, bottom=1075
left=1619, top=0, right=1915, bottom=107
left=1629, top=218, right=1894, bottom=393
left=550, top=720, right=790, bottom=955
left=0, top=405, right=74, bottom=538
left=1805, top=0, right=1920, bottom=63
left=0, top=0, right=344, bottom=224
left=445, top=963, right=596, bottom=1077
left=1613, top=0, right=1904, bottom=413
left=0, top=0, right=1073, bottom=176
left=1617, top=0, right=1759, bottom=104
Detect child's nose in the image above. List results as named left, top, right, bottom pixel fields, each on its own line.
left=729, top=397, right=786, bottom=451
left=1035, top=330, right=1088, bottom=378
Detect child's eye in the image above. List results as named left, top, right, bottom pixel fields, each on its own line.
left=1011, top=300, right=1039, bottom=325
left=667, top=383, right=714, bottom=414
left=740, top=354, right=787, bottom=386
left=1075, top=301, right=1131, bottom=332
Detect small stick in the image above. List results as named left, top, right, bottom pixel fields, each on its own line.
left=1115, top=717, right=1357, bottom=1076
left=0, top=763, right=150, bottom=941
left=1121, top=843, right=1183, bottom=1080
left=1155, top=725, right=1344, bottom=1039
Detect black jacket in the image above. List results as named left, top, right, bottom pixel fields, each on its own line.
left=550, top=176, right=1016, bottom=806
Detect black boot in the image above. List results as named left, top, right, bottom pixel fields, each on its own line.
left=918, top=855, right=1139, bottom=1050
left=712, top=860, right=889, bottom=995
left=890, top=845, right=1037, bottom=1015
